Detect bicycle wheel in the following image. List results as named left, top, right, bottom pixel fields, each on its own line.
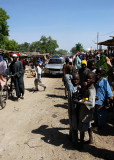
left=8, top=82, right=16, bottom=97
left=0, top=85, right=8, bottom=109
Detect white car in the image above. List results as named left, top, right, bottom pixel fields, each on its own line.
left=44, top=56, right=65, bottom=75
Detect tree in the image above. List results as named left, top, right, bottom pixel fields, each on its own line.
left=71, top=43, right=84, bottom=54
left=39, top=36, right=59, bottom=54
left=75, top=43, right=84, bottom=52
left=46, top=36, right=59, bottom=54
left=4, top=38, right=18, bottom=51
left=70, top=47, right=76, bottom=55
left=18, top=42, right=30, bottom=52
left=56, top=49, right=67, bottom=55
left=39, top=36, right=48, bottom=53
left=29, top=41, right=41, bottom=52
left=0, top=8, right=10, bottom=48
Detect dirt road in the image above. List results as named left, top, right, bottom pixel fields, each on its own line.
left=0, top=75, right=113, bottom=160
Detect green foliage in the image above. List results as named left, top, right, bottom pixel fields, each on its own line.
left=0, top=36, right=18, bottom=51
left=71, top=43, right=84, bottom=54
left=46, top=36, right=59, bottom=54
left=23, top=36, right=59, bottom=54
left=18, top=42, right=30, bottom=52
left=39, top=36, right=59, bottom=54
left=96, top=54, right=108, bottom=77
left=76, top=43, right=84, bottom=52
left=56, top=49, right=67, bottom=55
left=0, top=8, right=10, bottom=48
left=71, top=47, right=76, bottom=54
left=0, top=8, right=9, bottom=21
left=5, top=39, right=18, bottom=51
left=29, top=41, right=41, bottom=52
left=4, top=52, right=10, bottom=58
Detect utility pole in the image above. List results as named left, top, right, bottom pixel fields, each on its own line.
left=97, top=32, right=99, bottom=50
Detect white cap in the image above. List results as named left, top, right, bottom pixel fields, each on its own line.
left=69, top=58, right=72, bottom=63
left=12, top=54, right=18, bottom=57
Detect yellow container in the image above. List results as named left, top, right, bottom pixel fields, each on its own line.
left=82, top=98, right=88, bottom=102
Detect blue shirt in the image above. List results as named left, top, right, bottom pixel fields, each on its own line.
left=95, top=78, right=113, bottom=106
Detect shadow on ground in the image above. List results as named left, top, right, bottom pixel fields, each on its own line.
left=60, top=119, right=69, bottom=125
left=25, top=88, right=35, bottom=92
left=42, top=73, right=62, bottom=78
left=55, top=88, right=65, bottom=90
left=93, top=110, right=114, bottom=136
left=54, top=103, right=68, bottom=109
left=46, top=94, right=67, bottom=100
left=25, top=88, right=44, bottom=93
left=8, top=96, right=17, bottom=101
left=32, top=125, right=114, bottom=160
left=32, top=125, right=73, bottom=149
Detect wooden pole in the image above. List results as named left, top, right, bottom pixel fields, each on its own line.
left=97, top=32, right=99, bottom=50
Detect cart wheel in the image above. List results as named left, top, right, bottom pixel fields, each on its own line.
left=0, top=85, right=8, bottom=109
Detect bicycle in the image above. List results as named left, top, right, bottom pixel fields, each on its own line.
left=0, top=75, right=15, bottom=109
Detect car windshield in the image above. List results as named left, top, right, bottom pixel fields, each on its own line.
left=48, top=58, right=63, bottom=64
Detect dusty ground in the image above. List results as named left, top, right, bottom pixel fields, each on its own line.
left=0, top=74, right=114, bottom=160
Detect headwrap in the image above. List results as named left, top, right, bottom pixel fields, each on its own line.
left=75, top=56, right=81, bottom=69
left=69, top=58, right=72, bottom=63
left=0, top=56, right=7, bottom=74
left=96, top=54, right=108, bottom=77
left=12, top=54, right=18, bottom=57
left=0, top=55, right=3, bottom=62
left=81, top=60, right=87, bottom=66
left=38, top=58, right=41, bottom=63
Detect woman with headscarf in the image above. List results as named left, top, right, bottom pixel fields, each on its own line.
left=0, top=55, right=7, bottom=89
left=96, top=54, right=108, bottom=78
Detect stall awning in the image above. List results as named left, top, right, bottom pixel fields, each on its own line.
left=98, top=38, right=114, bottom=46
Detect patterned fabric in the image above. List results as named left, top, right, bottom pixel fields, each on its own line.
left=96, top=55, right=108, bottom=77
left=75, top=56, right=81, bottom=69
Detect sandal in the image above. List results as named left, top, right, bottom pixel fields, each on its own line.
left=17, top=98, right=20, bottom=102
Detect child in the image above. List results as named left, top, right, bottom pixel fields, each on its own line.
left=89, top=61, right=96, bottom=73
left=73, top=72, right=96, bottom=149
left=78, top=60, right=90, bottom=87
left=63, top=58, right=72, bottom=97
left=93, top=67, right=113, bottom=130
left=34, top=62, right=46, bottom=91
left=65, top=73, right=81, bottom=147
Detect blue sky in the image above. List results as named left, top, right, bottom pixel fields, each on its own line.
left=1, top=0, right=114, bottom=51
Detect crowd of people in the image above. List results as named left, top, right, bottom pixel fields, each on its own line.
left=0, top=53, right=46, bottom=102
left=0, top=50, right=113, bottom=150
left=63, top=51, right=114, bottom=150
